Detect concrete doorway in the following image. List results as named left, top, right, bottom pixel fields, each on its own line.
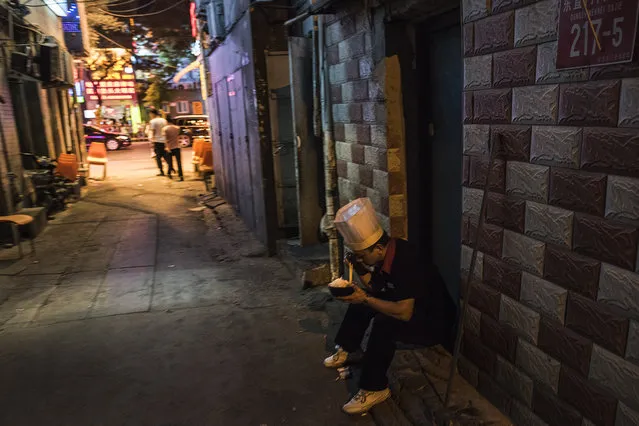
left=406, top=10, right=463, bottom=301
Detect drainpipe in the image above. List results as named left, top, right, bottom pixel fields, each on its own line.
left=318, top=15, right=340, bottom=280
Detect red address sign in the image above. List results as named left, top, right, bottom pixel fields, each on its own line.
left=557, top=0, right=639, bottom=70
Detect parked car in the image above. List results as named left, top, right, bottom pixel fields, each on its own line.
left=83, top=125, right=132, bottom=151
left=174, top=115, right=210, bottom=148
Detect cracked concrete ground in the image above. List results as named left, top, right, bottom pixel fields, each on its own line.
left=0, top=143, right=373, bottom=426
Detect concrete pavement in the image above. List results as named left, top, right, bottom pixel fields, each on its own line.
left=0, top=144, right=373, bottom=426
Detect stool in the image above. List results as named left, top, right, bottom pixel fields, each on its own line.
left=0, top=215, right=35, bottom=259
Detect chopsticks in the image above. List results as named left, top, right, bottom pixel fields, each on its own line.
left=348, top=262, right=353, bottom=284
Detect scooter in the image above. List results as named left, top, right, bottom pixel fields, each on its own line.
left=21, top=153, right=70, bottom=217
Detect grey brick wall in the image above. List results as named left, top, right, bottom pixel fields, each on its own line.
left=462, top=0, right=639, bottom=424
left=324, top=1, right=399, bottom=234
left=0, top=49, right=23, bottom=215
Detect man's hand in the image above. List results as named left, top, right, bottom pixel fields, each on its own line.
left=337, top=285, right=368, bottom=304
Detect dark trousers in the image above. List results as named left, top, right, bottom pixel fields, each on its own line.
left=168, top=148, right=183, bottom=177
left=335, top=303, right=438, bottom=391
left=154, top=143, right=170, bottom=173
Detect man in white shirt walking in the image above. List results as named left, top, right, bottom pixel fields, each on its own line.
left=148, top=108, right=169, bottom=176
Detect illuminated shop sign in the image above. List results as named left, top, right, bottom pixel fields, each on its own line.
left=86, top=80, right=136, bottom=100
left=44, top=0, right=68, bottom=17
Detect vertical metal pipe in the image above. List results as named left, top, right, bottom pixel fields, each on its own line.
left=312, top=16, right=321, bottom=138
left=444, top=135, right=502, bottom=408
left=318, top=15, right=340, bottom=280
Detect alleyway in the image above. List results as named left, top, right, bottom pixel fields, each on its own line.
left=0, top=144, right=373, bottom=426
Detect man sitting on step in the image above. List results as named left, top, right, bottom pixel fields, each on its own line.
left=325, top=198, right=457, bottom=415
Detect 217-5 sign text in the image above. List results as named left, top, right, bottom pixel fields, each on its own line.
left=557, top=0, right=639, bottom=70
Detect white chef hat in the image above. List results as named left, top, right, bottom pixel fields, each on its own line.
left=334, top=198, right=383, bottom=251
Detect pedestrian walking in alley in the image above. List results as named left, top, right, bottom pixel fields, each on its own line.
left=163, top=116, right=184, bottom=181
left=325, top=198, right=457, bottom=415
left=148, top=108, right=170, bottom=176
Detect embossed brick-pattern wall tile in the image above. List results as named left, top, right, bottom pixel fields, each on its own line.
left=478, top=371, right=514, bottom=414
left=525, top=202, right=574, bottom=247
left=536, top=41, right=589, bottom=84
left=486, top=192, right=526, bottom=232
left=590, top=62, right=639, bottom=80
left=549, top=168, right=607, bottom=216
left=492, top=0, right=537, bottom=13
left=606, top=175, right=639, bottom=222
left=627, top=321, right=639, bottom=366
left=484, top=255, right=522, bottom=300
left=619, top=78, right=639, bottom=128
left=558, top=81, right=621, bottom=126
left=598, top=264, right=639, bottom=321
left=511, top=400, right=550, bottom=426
left=469, top=283, right=502, bottom=320
left=494, top=46, right=536, bottom=88
left=463, top=91, right=473, bottom=124
left=544, top=245, right=601, bottom=299
left=500, top=295, right=541, bottom=344
left=458, top=356, right=480, bottom=388
left=464, top=23, right=474, bottom=56
left=462, top=0, right=488, bottom=23
left=531, top=126, right=581, bottom=169
left=514, top=0, right=558, bottom=47
left=538, top=318, right=593, bottom=377
left=589, top=345, right=639, bottom=412
left=464, top=301, right=482, bottom=337
left=573, top=214, right=639, bottom=271
left=492, top=125, right=531, bottom=161
left=462, top=245, right=485, bottom=281
left=512, top=85, right=559, bottom=124
left=581, top=128, right=639, bottom=178
left=517, top=339, right=561, bottom=392
left=474, top=12, right=514, bottom=55
left=481, top=315, right=518, bottom=362
left=474, top=89, right=512, bottom=124
left=495, top=355, right=534, bottom=406
left=533, top=385, right=583, bottom=426
left=566, top=293, right=629, bottom=357
left=520, top=272, right=568, bottom=324
left=506, top=161, right=549, bottom=203
left=469, top=157, right=506, bottom=193
left=462, top=333, right=497, bottom=373
left=502, top=230, right=545, bottom=275
left=616, top=402, right=639, bottom=426
left=558, top=367, right=618, bottom=426
left=462, top=187, right=483, bottom=220
left=463, top=124, right=490, bottom=155
left=464, top=55, right=492, bottom=90
left=462, top=156, right=470, bottom=185
left=365, top=146, right=387, bottom=172
left=472, top=222, right=505, bottom=258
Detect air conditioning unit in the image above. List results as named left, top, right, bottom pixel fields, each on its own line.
left=61, top=50, right=74, bottom=84
left=207, top=0, right=225, bottom=39
left=40, top=42, right=63, bottom=83
left=10, top=45, right=40, bottom=79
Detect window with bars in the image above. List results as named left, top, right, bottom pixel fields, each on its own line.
left=177, top=101, right=189, bottom=113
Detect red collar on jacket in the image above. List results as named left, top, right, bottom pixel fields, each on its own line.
left=381, top=238, right=397, bottom=275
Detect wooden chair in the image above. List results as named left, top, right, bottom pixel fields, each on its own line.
left=199, top=145, right=214, bottom=192
left=191, top=138, right=205, bottom=172
left=56, top=153, right=79, bottom=182
left=87, top=142, right=108, bottom=180
left=0, top=215, right=35, bottom=259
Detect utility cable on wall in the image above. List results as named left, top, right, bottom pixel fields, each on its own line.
left=97, top=0, right=186, bottom=18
